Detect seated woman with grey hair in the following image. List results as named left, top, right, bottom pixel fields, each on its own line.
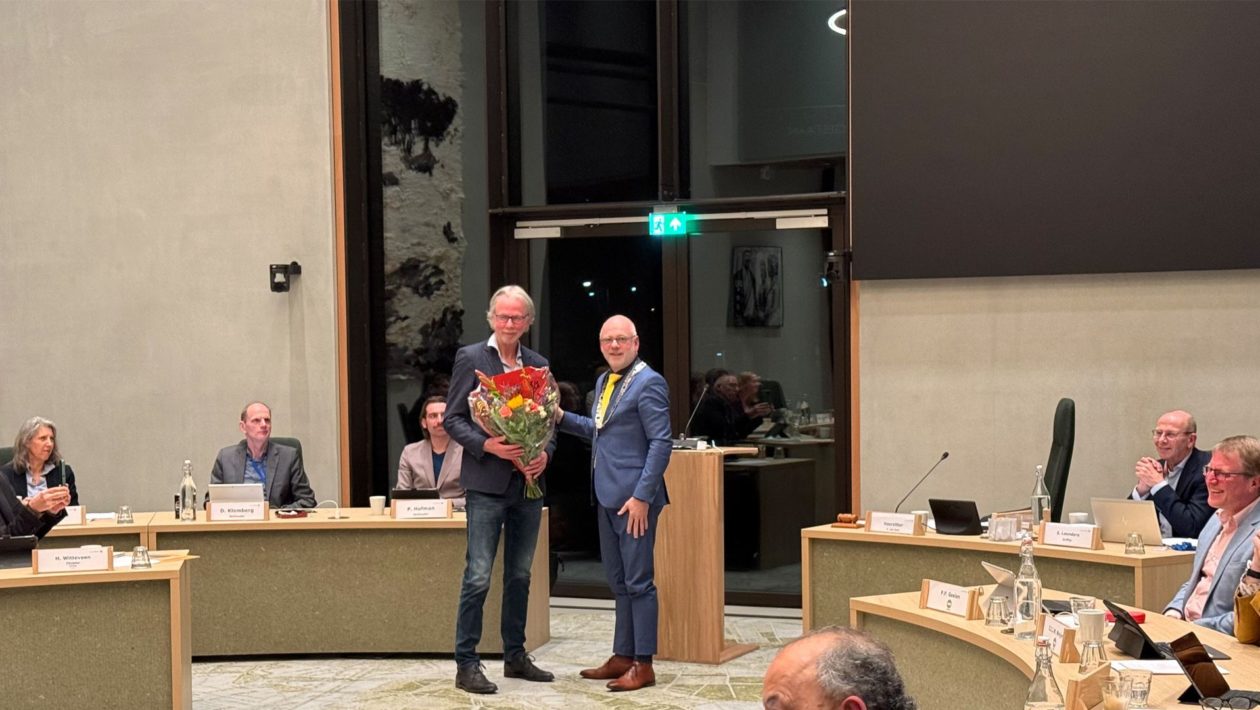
left=1, top=416, right=74, bottom=537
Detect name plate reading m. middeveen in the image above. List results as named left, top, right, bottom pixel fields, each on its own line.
left=918, top=579, right=982, bottom=619
left=392, top=499, right=453, bottom=520
left=1038, top=521, right=1103, bottom=550
left=866, top=511, right=926, bottom=536
left=32, top=545, right=114, bottom=574
left=207, top=501, right=269, bottom=521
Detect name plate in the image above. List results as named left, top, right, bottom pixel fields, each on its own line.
left=866, top=511, right=926, bottom=536
left=1038, top=521, right=1103, bottom=550
left=918, top=579, right=982, bottom=619
left=56, top=505, right=86, bottom=527
left=1037, top=612, right=1081, bottom=662
left=32, top=545, right=114, bottom=573
left=207, top=501, right=269, bottom=521
left=392, top=499, right=453, bottom=519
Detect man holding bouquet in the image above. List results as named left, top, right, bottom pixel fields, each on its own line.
left=444, top=285, right=556, bottom=694
left=559, top=315, right=672, bottom=691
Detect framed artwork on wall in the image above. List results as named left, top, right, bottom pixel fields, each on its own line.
left=730, top=246, right=783, bottom=327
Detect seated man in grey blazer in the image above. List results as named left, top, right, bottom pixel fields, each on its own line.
left=396, top=395, right=465, bottom=507
left=210, top=402, right=316, bottom=509
left=1164, top=435, right=1260, bottom=635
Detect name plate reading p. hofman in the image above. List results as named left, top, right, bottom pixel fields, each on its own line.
left=918, top=579, right=982, bottom=619
left=1037, top=521, right=1103, bottom=550
left=207, top=501, right=269, bottom=521
left=32, top=545, right=114, bottom=574
left=865, top=511, right=926, bottom=536
left=392, top=499, right=453, bottom=520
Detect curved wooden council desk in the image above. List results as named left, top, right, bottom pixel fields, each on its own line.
left=850, top=587, right=1260, bottom=710
left=0, top=555, right=192, bottom=709
left=146, top=508, right=549, bottom=656
left=44, top=511, right=157, bottom=550
left=804, top=524, right=1193, bottom=630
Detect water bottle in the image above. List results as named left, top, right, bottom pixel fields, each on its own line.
left=179, top=460, right=198, bottom=521
left=1024, top=636, right=1065, bottom=709
left=797, top=394, right=812, bottom=426
left=1031, top=464, right=1052, bottom=528
left=1014, top=536, right=1042, bottom=640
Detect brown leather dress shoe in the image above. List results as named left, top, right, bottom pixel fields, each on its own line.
left=607, top=661, right=655, bottom=692
left=579, top=654, right=633, bottom=680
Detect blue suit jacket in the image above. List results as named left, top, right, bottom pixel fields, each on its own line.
left=444, top=340, right=557, bottom=495
left=1149, top=448, right=1213, bottom=538
left=1165, top=500, right=1260, bottom=635
left=558, top=362, right=672, bottom=509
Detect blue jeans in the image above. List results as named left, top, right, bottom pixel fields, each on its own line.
left=454, top=476, right=543, bottom=668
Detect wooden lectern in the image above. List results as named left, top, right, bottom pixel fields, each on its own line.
left=656, top=447, right=759, bottom=664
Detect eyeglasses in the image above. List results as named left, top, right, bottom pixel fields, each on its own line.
left=599, top=335, right=635, bottom=347
left=1152, top=429, right=1191, bottom=440
left=1201, top=698, right=1257, bottom=709
left=492, top=314, right=529, bottom=325
left=1203, top=466, right=1254, bottom=480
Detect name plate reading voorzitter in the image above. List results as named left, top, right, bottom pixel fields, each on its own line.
left=56, top=505, right=86, bottom=527
left=392, top=499, right=453, bottom=520
left=866, top=511, right=925, bottom=536
left=1038, top=521, right=1103, bottom=550
left=918, top=579, right=982, bottom=620
left=33, top=545, right=114, bottom=574
left=207, top=501, right=269, bottom=521
left=1037, top=612, right=1080, bottom=662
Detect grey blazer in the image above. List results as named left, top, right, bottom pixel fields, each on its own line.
left=210, top=440, right=317, bottom=509
left=397, top=439, right=466, bottom=506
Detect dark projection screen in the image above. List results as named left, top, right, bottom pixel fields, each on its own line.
left=850, top=1, right=1260, bottom=280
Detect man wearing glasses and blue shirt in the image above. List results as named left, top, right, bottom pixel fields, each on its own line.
left=444, top=285, right=555, bottom=695
left=1165, top=435, right=1260, bottom=634
left=1130, top=410, right=1213, bottom=538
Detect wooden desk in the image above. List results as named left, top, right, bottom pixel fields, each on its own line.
left=43, top=511, right=157, bottom=550
left=803, top=524, right=1193, bottom=629
left=147, top=508, right=549, bottom=656
left=850, top=587, right=1260, bottom=710
left=745, top=436, right=836, bottom=523
left=724, top=457, right=815, bottom=569
left=0, top=556, right=192, bottom=709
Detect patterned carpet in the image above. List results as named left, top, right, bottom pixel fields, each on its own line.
left=194, top=604, right=800, bottom=709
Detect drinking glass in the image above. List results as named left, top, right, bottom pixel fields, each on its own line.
left=1200, top=699, right=1257, bottom=709
left=131, top=545, right=153, bottom=569
left=1120, top=669, right=1152, bottom=708
left=1124, top=531, right=1146, bottom=555
left=984, top=594, right=1012, bottom=627
left=1102, top=676, right=1132, bottom=710
left=116, top=505, right=134, bottom=525
left=1069, top=595, right=1096, bottom=619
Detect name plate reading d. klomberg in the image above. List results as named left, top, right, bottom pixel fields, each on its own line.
left=32, top=545, right=114, bottom=574
left=918, top=579, right=982, bottom=619
left=1037, top=521, right=1103, bottom=550
left=207, top=501, right=269, bottom=521
left=865, top=511, right=926, bottom=536
left=392, top=499, right=453, bottom=520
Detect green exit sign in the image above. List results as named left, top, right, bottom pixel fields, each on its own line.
left=649, top=211, right=690, bottom=236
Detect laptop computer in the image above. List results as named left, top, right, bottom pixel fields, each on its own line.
left=208, top=483, right=264, bottom=503
left=1102, top=599, right=1228, bottom=661
left=1169, top=631, right=1259, bottom=704
left=1090, top=498, right=1164, bottom=544
left=391, top=488, right=440, bottom=500
left=928, top=498, right=984, bottom=535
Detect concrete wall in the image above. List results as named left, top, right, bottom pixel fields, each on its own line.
left=0, top=0, right=338, bottom=512
left=858, top=270, right=1260, bottom=518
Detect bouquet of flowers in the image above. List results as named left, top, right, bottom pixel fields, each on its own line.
left=468, top=366, right=560, bottom=499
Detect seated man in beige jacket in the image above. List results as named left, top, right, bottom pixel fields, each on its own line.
left=397, top=396, right=465, bottom=507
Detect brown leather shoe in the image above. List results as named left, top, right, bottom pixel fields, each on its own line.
left=579, top=654, right=633, bottom=680
left=607, top=661, right=655, bottom=692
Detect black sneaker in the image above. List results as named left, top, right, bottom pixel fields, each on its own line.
left=504, top=654, right=554, bottom=682
left=455, top=663, right=498, bottom=694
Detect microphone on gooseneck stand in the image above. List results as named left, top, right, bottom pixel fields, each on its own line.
left=674, top=384, right=711, bottom=449
left=894, top=451, right=950, bottom=514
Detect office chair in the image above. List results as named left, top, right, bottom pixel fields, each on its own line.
left=398, top=402, right=423, bottom=444
left=240, top=437, right=303, bottom=459
left=758, top=380, right=787, bottom=411
left=1044, top=398, right=1075, bottom=523
left=0, top=446, right=12, bottom=467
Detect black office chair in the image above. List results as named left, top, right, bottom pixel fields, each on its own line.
left=758, top=380, right=787, bottom=411
left=1043, top=398, right=1075, bottom=523
left=0, top=446, right=12, bottom=467
left=398, top=402, right=423, bottom=444
left=240, top=437, right=303, bottom=459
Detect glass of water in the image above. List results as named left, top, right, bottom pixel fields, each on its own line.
left=1120, top=669, right=1152, bottom=708
left=116, top=505, right=134, bottom=525
left=1124, top=531, right=1146, bottom=555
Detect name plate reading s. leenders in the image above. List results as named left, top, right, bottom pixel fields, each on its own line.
left=866, top=511, right=926, bottom=536
left=1037, top=521, right=1103, bottom=550
left=32, top=545, right=114, bottom=573
left=56, top=505, right=85, bottom=527
left=1037, top=612, right=1081, bottom=662
left=392, top=499, right=453, bottom=519
left=206, top=501, right=269, bottom=521
left=918, top=579, right=983, bottom=619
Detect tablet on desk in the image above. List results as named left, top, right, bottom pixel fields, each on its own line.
left=391, top=488, right=439, bottom=500
left=208, top=483, right=264, bottom=502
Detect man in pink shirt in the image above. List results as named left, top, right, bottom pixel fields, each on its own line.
left=1165, top=436, right=1260, bottom=634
